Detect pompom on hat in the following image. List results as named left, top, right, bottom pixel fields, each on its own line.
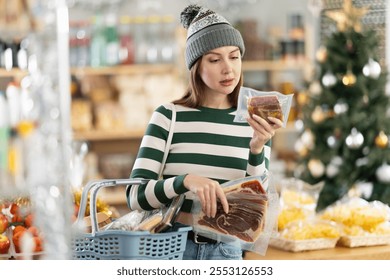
left=180, top=4, right=245, bottom=69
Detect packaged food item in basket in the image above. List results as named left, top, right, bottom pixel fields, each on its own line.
left=84, top=212, right=112, bottom=232
left=102, top=195, right=185, bottom=234
left=136, top=212, right=163, bottom=232
left=103, top=210, right=147, bottom=231
left=190, top=172, right=280, bottom=256
left=234, top=87, right=293, bottom=127
left=153, top=195, right=185, bottom=233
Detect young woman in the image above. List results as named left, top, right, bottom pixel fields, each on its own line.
left=127, top=4, right=283, bottom=260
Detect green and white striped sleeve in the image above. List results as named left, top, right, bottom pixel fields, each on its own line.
left=126, top=104, right=187, bottom=211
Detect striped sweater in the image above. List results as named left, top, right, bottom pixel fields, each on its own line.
left=126, top=103, right=271, bottom=212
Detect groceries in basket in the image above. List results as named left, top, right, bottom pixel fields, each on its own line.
left=72, top=179, right=191, bottom=260
left=190, top=174, right=279, bottom=256
left=234, top=86, right=293, bottom=127
left=102, top=210, right=159, bottom=231
left=103, top=195, right=185, bottom=234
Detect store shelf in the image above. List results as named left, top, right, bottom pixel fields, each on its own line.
left=70, top=63, right=177, bottom=76
left=1, top=61, right=305, bottom=78
left=242, top=59, right=307, bottom=72
left=245, top=244, right=390, bottom=260
left=73, top=129, right=145, bottom=141
left=69, top=60, right=307, bottom=77
left=0, top=68, right=28, bottom=78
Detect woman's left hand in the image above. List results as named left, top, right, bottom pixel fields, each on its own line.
left=246, top=114, right=283, bottom=154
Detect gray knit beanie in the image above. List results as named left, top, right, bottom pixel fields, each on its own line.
left=180, top=4, right=245, bottom=70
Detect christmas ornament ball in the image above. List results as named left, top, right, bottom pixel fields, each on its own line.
left=362, top=58, right=381, bottom=79
left=342, top=71, right=356, bottom=86
left=322, top=71, right=337, bottom=87
left=308, top=159, right=325, bottom=178
left=345, top=128, right=364, bottom=149
left=375, top=131, right=389, bottom=148
left=315, top=46, right=327, bottom=63
left=376, top=163, right=390, bottom=183
left=309, top=81, right=322, bottom=96
left=326, top=163, right=339, bottom=178
left=311, top=106, right=326, bottom=123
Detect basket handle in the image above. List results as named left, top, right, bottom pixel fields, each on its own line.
left=73, top=178, right=148, bottom=234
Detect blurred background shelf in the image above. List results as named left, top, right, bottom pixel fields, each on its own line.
left=71, top=63, right=178, bottom=76
left=73, top=129, right=145, bottom=141
left=242, top=60, right=307, bottom=72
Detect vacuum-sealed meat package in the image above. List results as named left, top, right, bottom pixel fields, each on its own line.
left=234, top=86, right=293, bottom=127
left=190, top=172, right=279, bottom=256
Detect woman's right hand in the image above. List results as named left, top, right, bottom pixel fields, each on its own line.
left=183, top=174, right=229, bottom=218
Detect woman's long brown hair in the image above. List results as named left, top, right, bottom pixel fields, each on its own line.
left=173, top=58, right=243, bottom=108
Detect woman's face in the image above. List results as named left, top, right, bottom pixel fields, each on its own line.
left=199, top=46, right=242, bottom=97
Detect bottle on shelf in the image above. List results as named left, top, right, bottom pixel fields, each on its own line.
left=287, top=13, right=305, bottom=62
left=104, top=13, right=120, bottom=66
left=118, top=16, right=135, bottom=65
left=145, top=15, right=161, bottom=64
left=133, top=16, right=148, bottom=64
left=69, top=21, right=79, bottom=67
left=90, top=13, right=107, bottom=67
left=159, top=15, right=176, bottom=64
left=77, top=20, right=91, bottom=67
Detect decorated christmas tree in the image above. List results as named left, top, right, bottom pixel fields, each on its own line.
left=296, top=0, right=390, bottom=210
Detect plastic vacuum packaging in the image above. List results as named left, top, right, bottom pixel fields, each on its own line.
left=234, top=86, right=293, bottom=127
left=190, top=172, right=279, bottom=256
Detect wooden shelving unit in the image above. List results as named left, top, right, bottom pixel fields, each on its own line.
left=73, top=129, right=145, bottom=141
left=242, top=59, right=307, bottom=72
left=70, top=63, right=178, bottom=77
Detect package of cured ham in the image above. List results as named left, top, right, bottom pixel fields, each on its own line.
left=190, top=173, right=280, bottom=256
left=234, top=86, right=293, bottom=127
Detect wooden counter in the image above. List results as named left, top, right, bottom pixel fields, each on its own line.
left=245, top=245, right=390, bottom=260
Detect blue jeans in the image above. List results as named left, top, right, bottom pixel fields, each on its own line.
left=183, top=239, right=243, bottom=260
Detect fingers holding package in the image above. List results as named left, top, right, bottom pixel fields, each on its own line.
left=184, top=174, right=229, bottom=218
left=247, top=114, right=283, bottom=154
